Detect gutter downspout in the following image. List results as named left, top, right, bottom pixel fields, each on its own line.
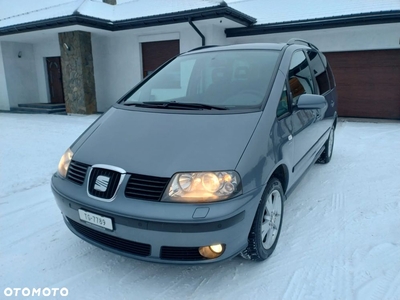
left=188, top=18, right=205, bottom=46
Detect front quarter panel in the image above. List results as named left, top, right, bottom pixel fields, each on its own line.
left=69, top=108, right=116, bottom=154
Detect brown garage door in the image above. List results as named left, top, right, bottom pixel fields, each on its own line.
left=141, top=40, right=180, bottom=78
left=325, top=50, right=400, bottom=119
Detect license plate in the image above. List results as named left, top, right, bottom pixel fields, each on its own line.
left=78, top=209, right=113, bottom=230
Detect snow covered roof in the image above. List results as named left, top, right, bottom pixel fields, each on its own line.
left=78, top=0, right=226, bottom=22
left=0, top=0, right=79, bottom=28
left=0, top=0, right=240, bottom=28
left=0, top=0, right=399, bottom=36
left=226, top=0, right=400, bottom=25
left=0, top=0, right=255, bottom=36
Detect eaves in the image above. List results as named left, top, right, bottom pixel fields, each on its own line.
left=225, top=10, right=400, bottom=37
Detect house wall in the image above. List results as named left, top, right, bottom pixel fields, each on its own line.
left=92, top=22, right=227, bottom=112
left=206, top=24, right=228, bottom=46
left=0, top=44, right=10, bottom=110
left=1, top=42, right=40, bottom=107
left=227, top=23, right=400, bottom=52
left=33, top=40, right=61, bottom=103
left=92, top=34, right=140, bottom=112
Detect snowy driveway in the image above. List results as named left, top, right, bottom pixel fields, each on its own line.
left=1, top=113, right=400, bottom=300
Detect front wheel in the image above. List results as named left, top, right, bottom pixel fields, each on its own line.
left=241, top=178, right=285, bottom=261
left=317, top=125, right=335, bottom=164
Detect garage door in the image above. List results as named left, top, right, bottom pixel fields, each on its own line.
left=324, top=50, right=400, bottom=119
left=141, top=40, right=180, bottom=78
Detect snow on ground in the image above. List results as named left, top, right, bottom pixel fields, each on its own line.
left=1, top=113, right=400, bottom=300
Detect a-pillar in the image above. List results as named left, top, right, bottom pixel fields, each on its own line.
left=58, top=31, right=97, bottom=114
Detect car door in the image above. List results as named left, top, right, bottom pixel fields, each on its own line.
left=288, top=50, right=320, bottom=178
left=274, top=82, right=294, bottom=164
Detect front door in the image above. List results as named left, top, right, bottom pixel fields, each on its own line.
left=46, top=57, right=65, bottom=104
left=288, top=51, right=319, bottom=176
left=141, top=40, right=180, bottom=78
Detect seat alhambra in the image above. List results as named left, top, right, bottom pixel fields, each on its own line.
left=52, top=39, right=337, bottom=263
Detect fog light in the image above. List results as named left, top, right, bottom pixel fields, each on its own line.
left=198, top=244, right=225, bottom=259
left=210, top=244, right=223, bottom=253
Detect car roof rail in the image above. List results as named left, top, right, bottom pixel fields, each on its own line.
left=188, top=45, right=219, bottom=52
left=287, top=38, right=319, bottom=50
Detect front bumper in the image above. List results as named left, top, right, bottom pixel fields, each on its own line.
left=51, top=174, right=263, bottom=264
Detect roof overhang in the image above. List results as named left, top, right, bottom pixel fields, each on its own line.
left=226, top=10, right=400, bottom=37
left=0, top=5, right=256, bottom=37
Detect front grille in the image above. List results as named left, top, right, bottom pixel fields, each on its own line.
left=160, top=246, right=204, bottom=261
left=67, top=217, right=151, bottom=257
left=88, top=168, right=121, bottom=199
left=67, top=161, right=89, bottom=185
left=125, top=173, right=169, bottom=201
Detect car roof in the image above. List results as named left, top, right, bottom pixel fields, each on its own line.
left=183, top=43, right=288, bottom=55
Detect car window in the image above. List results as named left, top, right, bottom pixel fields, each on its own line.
left=307, top=50, right=330, bottom=94
left=288, top=51, right=315, bottom=105
left=277, top=85, right=289, bottom=118
left=147, top=59, right=196, bottom=102
left=124, top=50, right=280, bottom=109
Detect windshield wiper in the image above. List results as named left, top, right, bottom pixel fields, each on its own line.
left=125, top=101, right=227, bottom=110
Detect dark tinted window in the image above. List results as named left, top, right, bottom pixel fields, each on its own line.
left=289, top=51, right=314, bottom=105
left=307, top=50, right=330, bottom=94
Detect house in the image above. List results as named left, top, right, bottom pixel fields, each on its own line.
left=0, top=0, right=399, bottom=119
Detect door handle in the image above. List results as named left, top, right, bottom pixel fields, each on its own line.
left=288, top=135, right=293, bottom=141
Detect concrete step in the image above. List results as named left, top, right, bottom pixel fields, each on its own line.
left=18, top=103, right=66, bottom=109
left=10, top=106, right=67, bottom=114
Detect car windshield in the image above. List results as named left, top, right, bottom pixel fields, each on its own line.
left=123, top=50, right=280, bottom=110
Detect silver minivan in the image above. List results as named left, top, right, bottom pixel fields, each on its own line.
left=52, top=39, right=337, bottom=263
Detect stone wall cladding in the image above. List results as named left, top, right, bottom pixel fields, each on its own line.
left=59, top=31, right=97, bottom=114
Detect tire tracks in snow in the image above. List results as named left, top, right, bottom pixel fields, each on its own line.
left=352, top=243, right=400, bottom=300
left=270, top=192, right=351, bottom=299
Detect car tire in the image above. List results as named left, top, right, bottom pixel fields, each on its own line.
left=317, top=125, right=335, bottom=164
left=241, top=178, right=285, bottom=261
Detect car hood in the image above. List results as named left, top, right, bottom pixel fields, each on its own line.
left=73, top=107, right=261, bottom=177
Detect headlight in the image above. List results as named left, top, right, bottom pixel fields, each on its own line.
left=57, top=148, right=73, bottom=178
left=162, top=171, right=242, bottom=203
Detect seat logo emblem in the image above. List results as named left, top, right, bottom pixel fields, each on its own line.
left=94, top=175, right=110, bottom=192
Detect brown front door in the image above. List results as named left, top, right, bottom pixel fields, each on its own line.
left=141, top=40, right=180, bottom=78
left=46, top=57, right=65, bottom=104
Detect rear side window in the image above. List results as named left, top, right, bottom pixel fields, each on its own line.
left=288, top=51, right=315, bottom=105
left=307, top=50, right=330, bottom=94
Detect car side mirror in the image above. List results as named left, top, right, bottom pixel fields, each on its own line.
left=297, top=94, right=327, bottom=110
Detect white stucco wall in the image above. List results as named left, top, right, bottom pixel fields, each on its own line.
left=0, top=44, right=10, bottom=110
left=227, top=23, right=400, bottom=52
left=92, top=34, right=141, bottom=112
left=206, top=24, right=228, bottom=46
left=33, top=40, right=61, bottom=103
left=1, top=41, right=40, bottom=107
left=179, top=22, right=227, bottom=51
